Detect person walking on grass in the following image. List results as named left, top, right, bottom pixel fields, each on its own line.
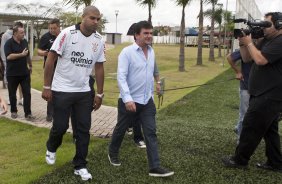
left=222, top=12, right=282, bottom=172
left=42, top=6, right=105, bottom=181
left=108, top=20, right=174, bottom=178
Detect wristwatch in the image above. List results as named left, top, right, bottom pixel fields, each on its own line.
left=96, top=93, right=104, bottom=99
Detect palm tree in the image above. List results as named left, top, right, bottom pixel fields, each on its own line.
left=196, top=0, right=204, bottom=65
left=204, top=7, right=223, bottom=57
left=174, top=0, right=191, bottom=72
left=136, top=0, right=157, bottom=24
left=63, top=0, right=94, bottom=7
left=222, top=11, right=233, bottom=54
left=207, top=0, right=218, bottom=61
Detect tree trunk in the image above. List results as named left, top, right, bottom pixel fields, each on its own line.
left=218, top=24, right=222, bottom=57
left=179, top=6, right=185, bottom=72
left=209, top=4, right=215, bottom=61
left=197, top=0, right=203, bottom=65
left=148, top=4, right=152, bottom=24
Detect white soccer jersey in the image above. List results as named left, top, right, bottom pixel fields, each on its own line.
left=50, top=24, right=105, bottom=92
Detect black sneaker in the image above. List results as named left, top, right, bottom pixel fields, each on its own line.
left=149, top=167, right=174, bottom=177
left=108, top=154, right=121, bottom=166
left=11, top=112, right=17, bottom=119
left=256, top=162, right=282, bottom=173
left=25, top=114, right=35, bottom=121
left=222, top=156, right=248, bottom=169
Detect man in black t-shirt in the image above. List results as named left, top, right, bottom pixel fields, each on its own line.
left=38, top=18, right=60, bottom=68
left=38, top=18, right=60, bottom=122
left=222, top=12, right=282, bottom=172
left=4, top=25, right=34, bottom=121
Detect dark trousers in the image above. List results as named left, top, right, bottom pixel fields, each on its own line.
left=128, top=116, right=144, bottom=143
left=109, top=98, right=160, bottom=169
left=234, top=95, right=282, bottom=168
left=71, top=76, right=95, bottom=139
left=47, top=101, right=53, bottom=117
left=45, top=61, right=57, bottom=118
left=46, top=91, right=92, bottom=169
left=7, top=75, right=31, bottom=116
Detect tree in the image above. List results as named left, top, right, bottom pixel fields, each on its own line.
left=174, top=0, right=191, bottom=72
left=206, top=0, right=218, bottom=61
left=136, top=0, right=157, bottom=24
left=204, top=7, right=223, bottom=57
left=196, top=0, right=204, bottom=65
left=63, top=0, right=95, bottom=7
left=222, top=11, right=233, bottom=54
left=7, top=2, right=62, bottom=44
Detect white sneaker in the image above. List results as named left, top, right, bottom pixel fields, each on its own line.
left=127, top=128, right=133, bottom=135
left=45, top=150, right=56, bottom=165
left=74, top=168, right=92, bottom=181
left=136, top=140, right=146, bottom=149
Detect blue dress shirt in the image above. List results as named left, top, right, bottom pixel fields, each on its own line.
left=117, top=43, right=155, bottom=105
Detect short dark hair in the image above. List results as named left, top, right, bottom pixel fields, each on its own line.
left=134, top=21, right=153, bottom=35
left=9, top=21, right=23, bottom=30
left=12, top=26, right=23, bottom=35
left=14, top=21, right=23, bottom=28
left=48, top=18, right=60, bottom=26
left=265, top=12, right=282, bottom=30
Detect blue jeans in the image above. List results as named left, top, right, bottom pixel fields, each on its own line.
left=235, top=89, right=250, bottom=140
left=109, top=98, right=160, bottom=169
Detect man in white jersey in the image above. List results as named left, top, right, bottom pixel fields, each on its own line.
left=41, top=6, right=105, bottom=181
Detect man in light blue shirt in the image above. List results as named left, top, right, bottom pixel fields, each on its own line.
left=108, top=21, right=174, bottom=177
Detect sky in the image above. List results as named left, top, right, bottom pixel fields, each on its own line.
left=0, top=0, right=281, bottom=35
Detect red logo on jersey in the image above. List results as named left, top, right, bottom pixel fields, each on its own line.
left=58, top=33, right=66, bottom=51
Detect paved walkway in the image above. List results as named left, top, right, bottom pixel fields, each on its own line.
left=0, top=87, right=117, bottom=138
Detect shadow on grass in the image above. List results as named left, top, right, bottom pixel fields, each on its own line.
left=33, top=69, right=282, bottom=184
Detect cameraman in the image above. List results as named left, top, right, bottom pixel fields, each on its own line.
left=222, top=12, right=282, bottom=172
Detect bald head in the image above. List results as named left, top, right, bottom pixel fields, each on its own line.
left=82, top=6, right=100, bottom=17
left=80, top=6, right=101, bottom=36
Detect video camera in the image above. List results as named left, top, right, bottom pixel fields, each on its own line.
left=233, top=19, right=272, bottom=39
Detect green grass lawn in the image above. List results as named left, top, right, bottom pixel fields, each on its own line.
left=31, top=44, right=229, bottom=108
left=0, top=118, right=98, bottom=184
left=30, top=69, right=282, bottom=184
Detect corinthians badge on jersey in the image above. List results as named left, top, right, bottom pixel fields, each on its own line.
left=92, top=42, right=99, bottom=52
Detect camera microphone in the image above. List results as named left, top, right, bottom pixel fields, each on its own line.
left=247, top=21, right=272, bottom=28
